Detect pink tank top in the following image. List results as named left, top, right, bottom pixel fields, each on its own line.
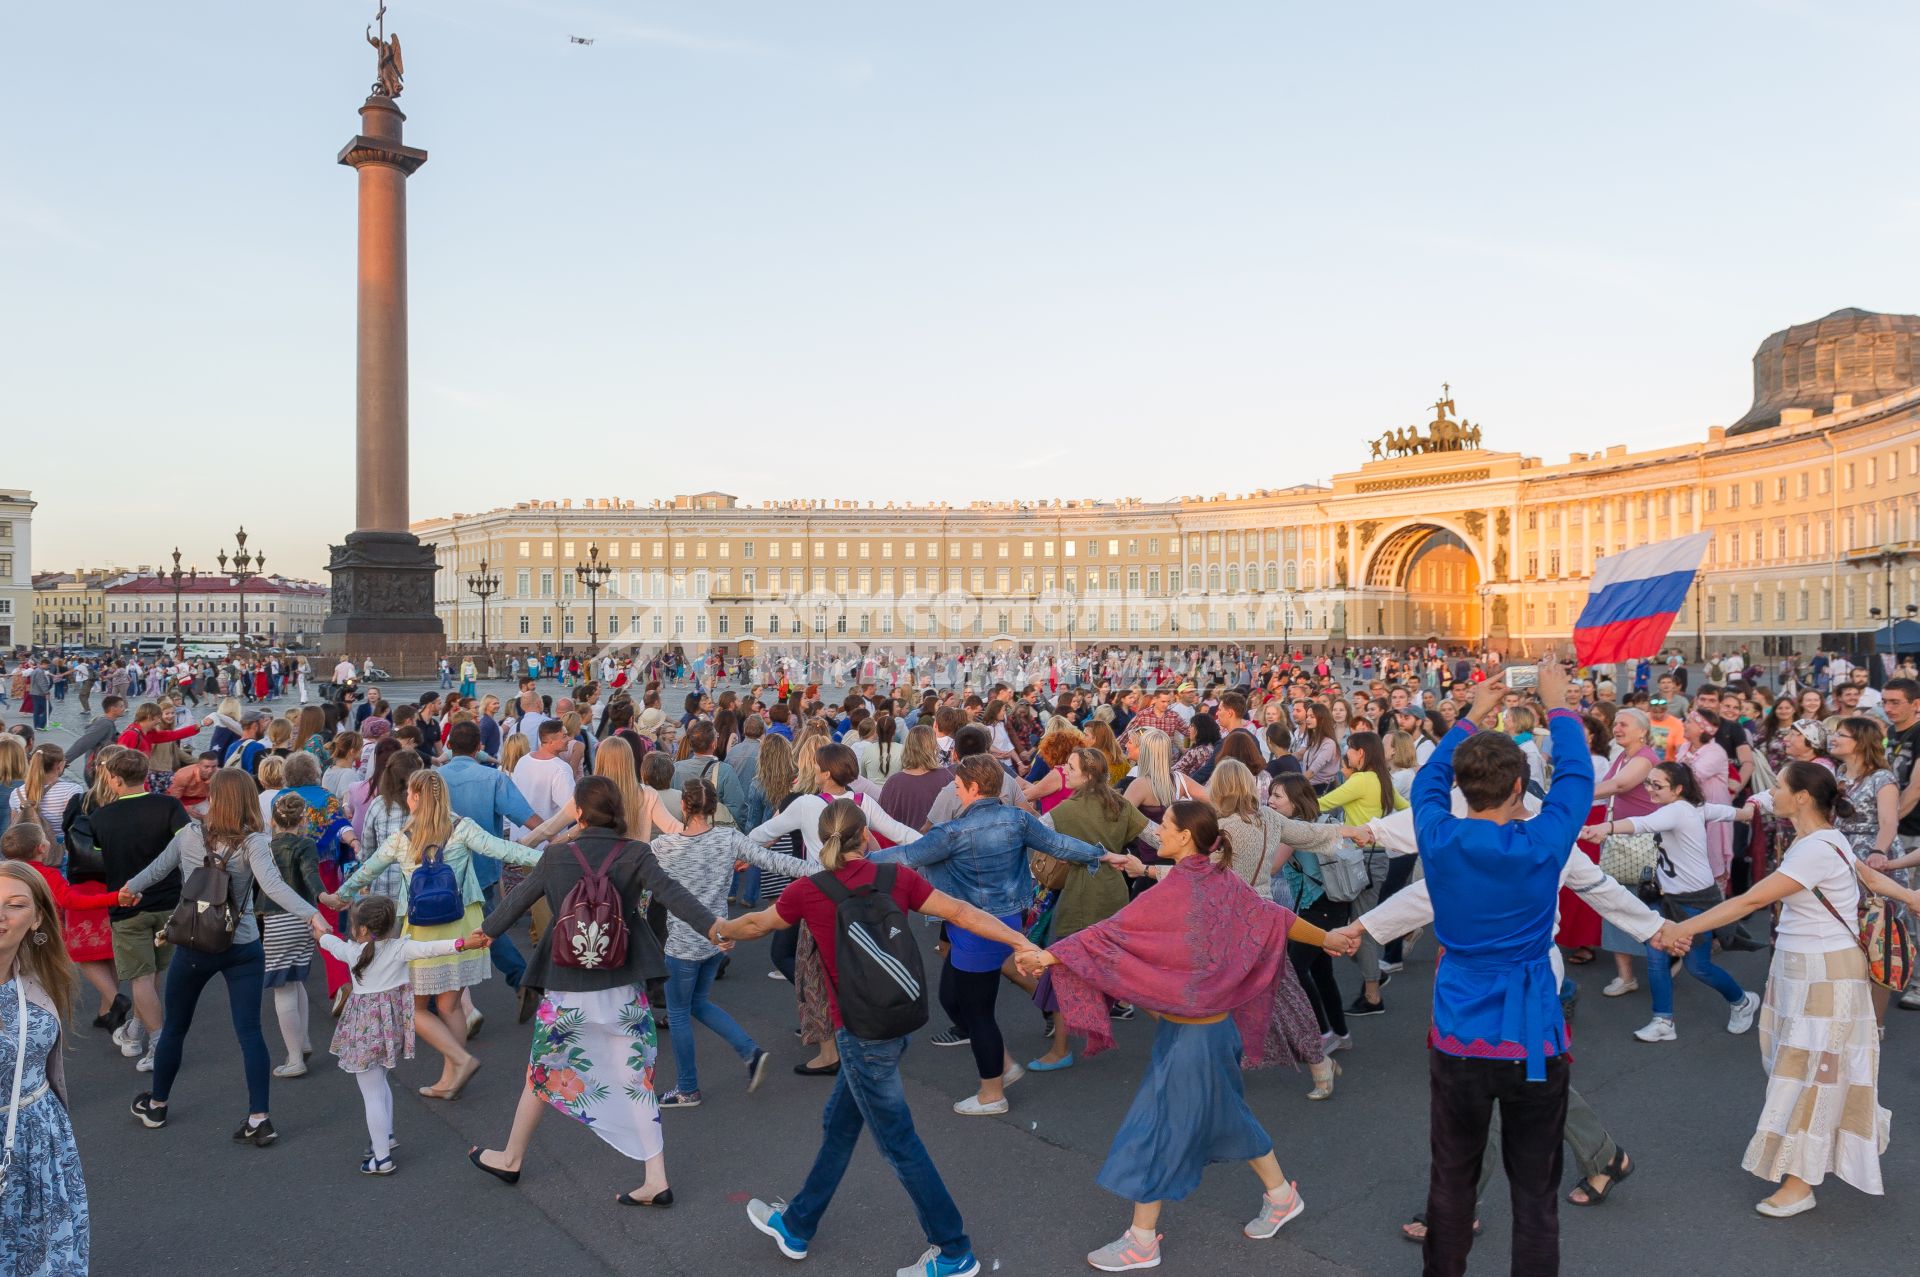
left=1038, top=766, right=1072, bottom=815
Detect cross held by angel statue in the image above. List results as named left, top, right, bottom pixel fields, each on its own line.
left=367, top=2, right=404, bottom=98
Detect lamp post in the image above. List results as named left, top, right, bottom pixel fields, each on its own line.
left=466, top=557, right=500, bottom=656
left=1693, top=570, right=1706, bottom=664
left=217, top=526, right=263, bottom=649
left=167, top=548, right=197, bottom=661
left=1477, top=583, right=1492, bottom=656
left=1871, top=542, right=1908, bottom=683
left=574, top=543, right=611, bottom=655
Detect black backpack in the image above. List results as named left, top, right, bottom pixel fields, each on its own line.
left=164, top=848, right=238, bottom=954
left=810, top=864, right=927, bottom=1041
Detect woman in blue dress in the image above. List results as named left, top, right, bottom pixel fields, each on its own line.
left=0, top=859, right=90, bottom=1277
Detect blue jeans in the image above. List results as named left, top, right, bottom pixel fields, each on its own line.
left=1646, top=900, right=1744, bottom=1017
left=152, top=939, right=271, bottom=1114
left=663, top=953, right=757, bottom=1093
left=784, top=1030, right=970, bottom=1261
left=481, top=884, right=526, bottom=989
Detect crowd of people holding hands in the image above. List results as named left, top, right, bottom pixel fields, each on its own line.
left=2, top=635, right=1917, bottom=1276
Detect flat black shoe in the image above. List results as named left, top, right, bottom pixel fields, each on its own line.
left=616, top=1187, right=674, bottom=1208
left=1345, top=995, right=1385, bottom=1018
left=793, top=1061, right=840, bottom=1076
left=468, top=1146, right=521, bottom=1185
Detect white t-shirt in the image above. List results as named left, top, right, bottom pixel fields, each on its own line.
left=511, top=754, right=574, bottom=824
left=9, top=780, right=83, bottom=833
left=1772, top=829, right=1862, bottom=954
left=1627, top=801, right=1740, bottom=894
left=320, top=933, right=462, bottom=997
left=517, top=710, right=552, bottom=742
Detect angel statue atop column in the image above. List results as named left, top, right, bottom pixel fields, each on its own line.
left=367, top=3, right=405, bottom=98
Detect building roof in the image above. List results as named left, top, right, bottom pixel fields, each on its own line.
left=104, top=574, right=326, bottom=597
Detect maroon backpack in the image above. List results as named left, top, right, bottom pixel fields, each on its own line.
left=550, top=841, right=630, bottom=970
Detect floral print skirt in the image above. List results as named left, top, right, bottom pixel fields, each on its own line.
left=529, top=985, right=662, bottom=1162
left=331, top=985, right=416, bottom=1074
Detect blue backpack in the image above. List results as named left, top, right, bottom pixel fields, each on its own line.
left=407, top=845, right=464, bottom=926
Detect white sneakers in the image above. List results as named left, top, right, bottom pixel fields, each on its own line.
left=1321, top=1031, right=1353, bottom=1054
left=1633, top=1016, right=1676, bottom=1043
left=273, top=1062, right=309, bottom=1079
left=1602, top=977, right=1639, bottom=998
left=115, top=1022, right=148, bottom=1057
left=1727, top=991, right=1761, bottom=1035
left=135, top=1042, right=158, bottom=1072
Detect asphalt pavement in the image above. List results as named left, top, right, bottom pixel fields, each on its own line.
left=19, top=680, right=1920, bottom=1276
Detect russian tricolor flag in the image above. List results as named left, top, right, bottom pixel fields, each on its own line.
left=1573, top=532, right=1711, bottom=667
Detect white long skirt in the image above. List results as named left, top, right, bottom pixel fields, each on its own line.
left=528, top=985, right=662, bottom=1162
left=1743, top=945, right=1889, bottom=1192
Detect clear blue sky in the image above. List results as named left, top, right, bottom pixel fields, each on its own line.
left=9, top=0, right=1916, bottom=578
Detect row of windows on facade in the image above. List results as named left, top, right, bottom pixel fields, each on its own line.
left=105, top=599, right=288, bottom=613
left=108, top=621, right=288, bottom=634
left=1521, top=449, right=1920, bottom=530
left=1516, top=502, right=1919, bottom=578
left=479, top=563, right=1340, bottom=603
left=481, top=533, right=1293, bottom=566
left=483, top=605, right=1324, bottom=639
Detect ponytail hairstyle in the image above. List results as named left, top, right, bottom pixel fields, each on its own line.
left=1651, top=760, right=1704, bottom=806
left=18, top=744, right=66, bottom=833
left=1779, top=759, right=1856, bottom=823
left=680, top=777, right=719, bottom=823
left=817, top=797, right=869, bottom=872
left=875, top=713, right=896, bottom=774
left=349, top=894, right=400, bottom=981
left=1167, top=798, right=1228, bottom=867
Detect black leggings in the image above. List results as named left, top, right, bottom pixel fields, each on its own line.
left=937, top=960, right=1005, bottom=1081
left=769, top=924, right=798, bottom=983
left=1289, top=896, right=1351, bottom=1037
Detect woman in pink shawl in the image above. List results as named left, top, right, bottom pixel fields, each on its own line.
left=1679, top=714, right=1734, bottom=886
left=1017, top=801, right=1355, bottom=1273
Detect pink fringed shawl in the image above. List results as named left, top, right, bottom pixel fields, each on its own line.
left=1046, top=855, right=1321, bottom=1069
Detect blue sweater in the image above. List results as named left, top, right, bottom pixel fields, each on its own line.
left=1412, top=710, right=1593, bottom=1080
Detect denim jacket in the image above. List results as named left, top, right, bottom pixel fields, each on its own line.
left=867, top=798, right=1105, bottom=917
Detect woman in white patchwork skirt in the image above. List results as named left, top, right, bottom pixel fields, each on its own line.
left=466, top=775, right=727, bottom=1207
left=325, top=769, right=540, bottom=1101
left=1674, top=760, right=1920, bottom=1217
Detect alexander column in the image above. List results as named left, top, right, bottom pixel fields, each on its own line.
left=321, top=4, right=445, bottom=675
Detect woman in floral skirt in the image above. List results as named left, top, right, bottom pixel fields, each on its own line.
left=467, top=775, right=727, bottom=1206
left=0, top=861, right=90, bottom=1276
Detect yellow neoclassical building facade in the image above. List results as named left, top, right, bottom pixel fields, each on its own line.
left=415, top=309, right=1920, bottom=661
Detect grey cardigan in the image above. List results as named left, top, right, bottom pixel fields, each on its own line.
left=125, top=826, right=318, bottom=947
left=482, top=828, right=720, bottom=993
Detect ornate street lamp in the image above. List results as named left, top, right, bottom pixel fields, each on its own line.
left=167, top=548, right=198, bottom=661
left=575, top=543, right=611, bottom=654
left=466, top=557, right=501, bottom=655
left=217, top=526, right=263, bottom=648
left=1871, top=542, right=1909, bottom=682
